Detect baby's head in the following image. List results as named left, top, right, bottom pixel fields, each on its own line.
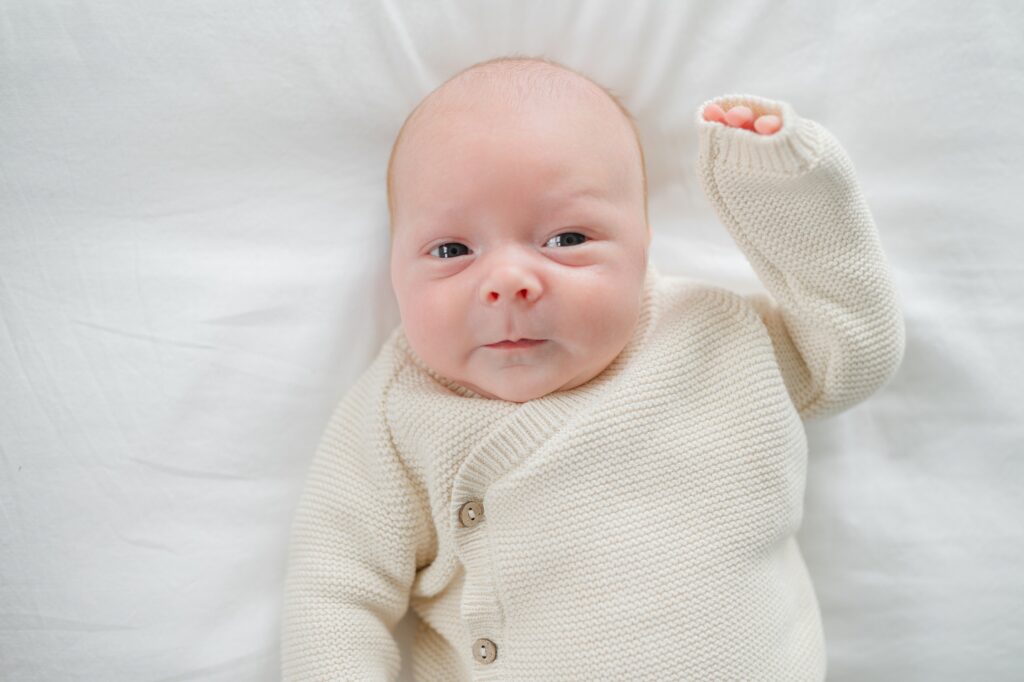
left=387, top=56, right=650, bottom=403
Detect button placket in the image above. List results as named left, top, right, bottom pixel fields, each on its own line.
left=458, top=499, right=497, bottom=664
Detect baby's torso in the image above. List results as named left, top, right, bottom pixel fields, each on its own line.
left=380, top=277, right=826, bottom=680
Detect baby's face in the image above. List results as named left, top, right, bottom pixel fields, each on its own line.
left=389, top=89, right=650, bottom=403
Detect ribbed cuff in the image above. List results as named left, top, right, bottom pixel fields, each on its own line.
left=695, top=93, right=823, bottom=175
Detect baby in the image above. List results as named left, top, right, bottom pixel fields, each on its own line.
left=281, top=56, right=906, bottom=681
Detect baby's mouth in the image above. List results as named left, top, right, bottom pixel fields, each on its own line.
left=485, top=338, right=546, bottom=350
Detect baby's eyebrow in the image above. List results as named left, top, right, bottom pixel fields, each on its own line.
left=544, top=187, right=616, bottom=214
left=552, top=186, right=607, bottom=202
left=422, top=186, right=612, bottom=227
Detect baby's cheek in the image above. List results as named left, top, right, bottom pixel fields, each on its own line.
left=414, top=290, right=453, bottom=336
left=413, top=284, right=473, bottom=347
left=564, top=283, right=624, bottom=337
left=593, top=277, right=644, bottom=338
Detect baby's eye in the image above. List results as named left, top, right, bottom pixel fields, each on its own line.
left=545, top=232, right=588, bottom=248
left=429, top=243, right=472, bottom=259
left=428, top=232, right=588, bottom=259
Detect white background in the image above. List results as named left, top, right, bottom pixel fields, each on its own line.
left=1, top=1, right=1021, bottom=680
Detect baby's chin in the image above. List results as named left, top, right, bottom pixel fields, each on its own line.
left=462, top=361, right=603, bottom=403
left=459, top=370, right=566, bottom=403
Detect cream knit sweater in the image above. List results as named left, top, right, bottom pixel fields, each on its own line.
left=280, top=94, right=906, bottom=681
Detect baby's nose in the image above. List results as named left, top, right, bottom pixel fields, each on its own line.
left=485, top=287, right=533, bottom=303
left=480, top=269, right=541, bottom=305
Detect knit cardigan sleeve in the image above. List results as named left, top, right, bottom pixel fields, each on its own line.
left=280, top=349, right=430, bottom=681
left=694, top=94, right=906, bottom=421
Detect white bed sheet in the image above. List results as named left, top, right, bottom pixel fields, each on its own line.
left=1, top=1, right=1022, bottom=680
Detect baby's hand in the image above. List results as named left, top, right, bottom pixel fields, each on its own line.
left=702, top=103, right=782, bottom=135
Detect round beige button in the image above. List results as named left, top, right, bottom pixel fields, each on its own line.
left=472, top=637, right=497, bottom=664
left=459, top=499, right=484, bottom=527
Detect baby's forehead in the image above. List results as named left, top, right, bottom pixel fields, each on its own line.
left=410, top=69, right=622, bottom=136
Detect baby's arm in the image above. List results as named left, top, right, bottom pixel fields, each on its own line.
left=281, top=359, right=433, bottom=681
left=695, top=93, right=906, bottom=421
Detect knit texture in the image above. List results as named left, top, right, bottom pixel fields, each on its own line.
left=280, top=94, right=906, bottom=681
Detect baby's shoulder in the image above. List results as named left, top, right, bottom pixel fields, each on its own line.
left=327, top=327, right=410, bottom=418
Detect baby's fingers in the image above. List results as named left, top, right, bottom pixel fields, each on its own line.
left=723, top=105, right=754, bottom=129
left=702, top=103, right=754, bottom=130
left=703, top=102, right=782, bottom=135
left=753, top=114, right=781, bottom=135
left=702, top=103, right=726, bottom=123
